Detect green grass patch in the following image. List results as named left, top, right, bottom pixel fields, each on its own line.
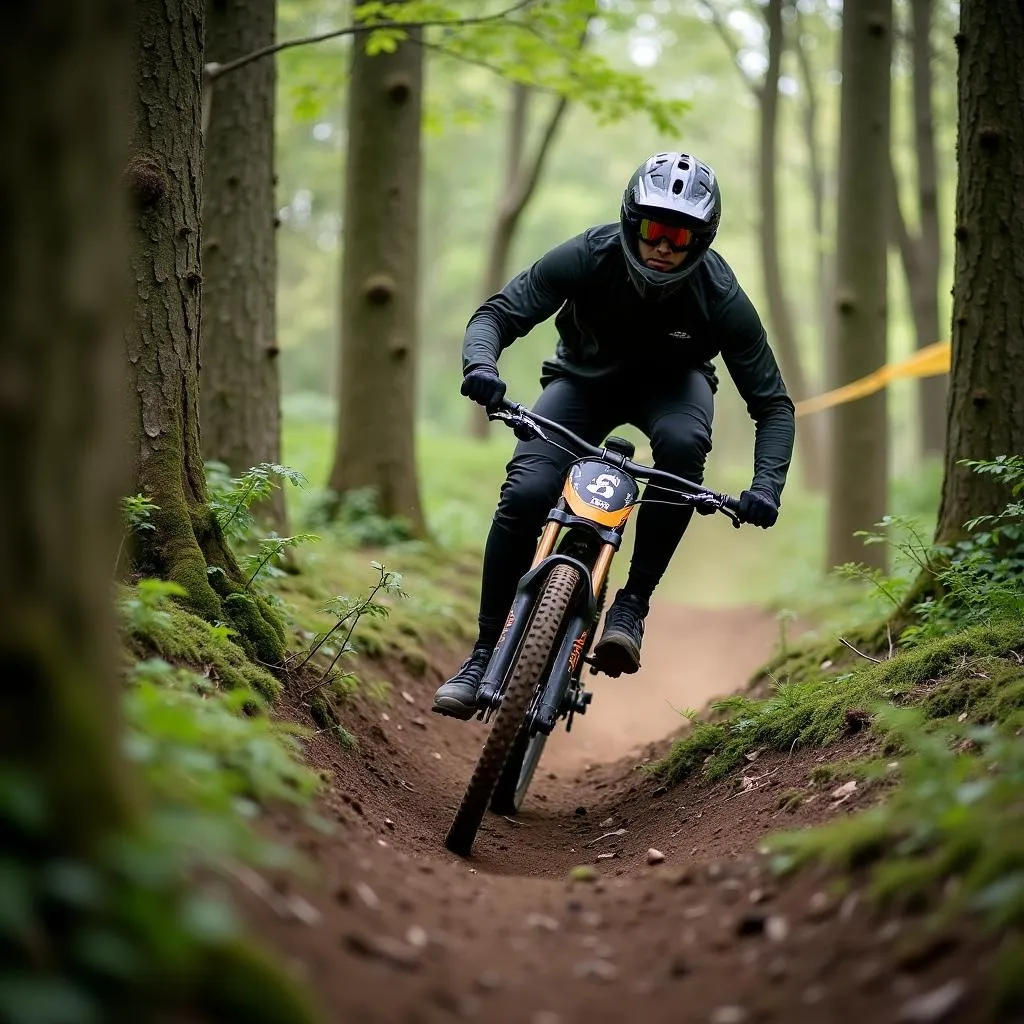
left=657, top=619, right=1024, bottom=786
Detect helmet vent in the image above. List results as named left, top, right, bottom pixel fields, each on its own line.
left=672, top=178, right=684, bottom=194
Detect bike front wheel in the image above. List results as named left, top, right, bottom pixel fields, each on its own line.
left=489, top=726, right=548, bottom=816
left=444, top=563, right=578, bottom=856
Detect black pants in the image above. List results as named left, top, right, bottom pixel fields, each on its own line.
left=475, top=369, right=714, bottom=647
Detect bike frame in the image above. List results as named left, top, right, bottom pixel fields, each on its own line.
left=476, top=401, right=741, bottom=739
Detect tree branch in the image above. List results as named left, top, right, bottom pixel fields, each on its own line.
left=699, top=0, right=761, bottom=99
left=410, top=35, right=557, bottom=94
left=204, top=0, right=541, bottom=82
left=511, top=93, right=570, bottom=215
left=792, top=8, right=825, bottom=240
left=888, top=155, right=919, bottom=279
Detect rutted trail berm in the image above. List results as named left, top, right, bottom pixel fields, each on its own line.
left=244, top=604, right=987, bottom=1024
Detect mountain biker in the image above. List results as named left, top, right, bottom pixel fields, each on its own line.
left=432, top=151, right=796, bottom=720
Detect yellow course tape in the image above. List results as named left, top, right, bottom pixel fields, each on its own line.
left=794, top=341, right=951, bottom=418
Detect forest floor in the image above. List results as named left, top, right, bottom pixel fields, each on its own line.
left=243, top=603, right=996, bottom=1024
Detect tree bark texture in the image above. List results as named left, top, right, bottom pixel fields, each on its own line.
left=201, top=0, right=291, bottom=535
left=934, top=0, right=1024, bottom=543
left=826, top=0, right=893, bottom=572
left=126, top=0, right=284, bottom=661
left=329, top=12, right=426, bottom=533
left=891, top=0, right=946, bottom=456
left=0, top=0, right=133, bottom=862
left=759, top=0, right=824, bottom=491
left=468, top=83, right=570, bottom=440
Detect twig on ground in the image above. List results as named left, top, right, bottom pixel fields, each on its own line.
left=886, top=622, right=895, bottom=660
left=839, top=636, right=882, bottom=664
left=725, top=765, right=783, bottom=800
left=586, top=828, right=628, bottom=847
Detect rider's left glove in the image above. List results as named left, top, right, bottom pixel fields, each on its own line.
left=737, top=488, right=779, bottom=529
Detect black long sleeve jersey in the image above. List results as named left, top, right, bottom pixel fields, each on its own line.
left=462, top=223, right=796, bottom=505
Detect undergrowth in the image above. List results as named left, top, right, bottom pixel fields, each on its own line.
left=656, top=457, right=1024, bottom=1012
left=659, top=620, right=1024, bottom=785
left=767, top=707, right=1024, bottom=1012
left=118, top=580, right=321, bottom=874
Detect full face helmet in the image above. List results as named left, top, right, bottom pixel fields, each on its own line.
left=619, top=151, right=722, bottom=300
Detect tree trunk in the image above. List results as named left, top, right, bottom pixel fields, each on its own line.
left=201, top=0, right=291, bottom=535
left=1, top=0, right=133, bottom=867
left=793, top=10, right=839, bottom=469
left=891, top=0, right=946, bottom=457
left=934, top=0, right=1024, bottom=542
left=909, top=0, right=946, bottom=455
left=328, top=8, right=426, bottom=533
left=826, top=0, right=893, bottom=572
left=759, top=0, right=824, bottom=491
left=468, top=83, right=571, bottom=440
left=125, top=0, right=285, bottom=662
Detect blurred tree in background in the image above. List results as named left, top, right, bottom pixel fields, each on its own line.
left=890, top=0, right=945, bottom=457
left=328, top=1, right=428, bottom=530
left=826, top=0, right=893, bottom=572
left=202, top=0, right=292, bottom=538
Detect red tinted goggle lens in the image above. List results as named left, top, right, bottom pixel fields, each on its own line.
left=638, top=218, right=692, bottom=249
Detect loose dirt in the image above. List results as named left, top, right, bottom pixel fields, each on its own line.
left=246, top=605, right=997, bottom=1024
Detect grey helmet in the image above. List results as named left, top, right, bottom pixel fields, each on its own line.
left=619, top=151, right=722, bottom=300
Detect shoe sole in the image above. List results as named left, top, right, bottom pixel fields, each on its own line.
left=591, top=631, right=641, bottom=678
left=431, top=697, right=478, bottom=721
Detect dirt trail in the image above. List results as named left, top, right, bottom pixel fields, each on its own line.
left=542, top=604, right=780, bottom=773
left=248, top=605, right=990, bottom=1024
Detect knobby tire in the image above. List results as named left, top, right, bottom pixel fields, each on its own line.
left=490, top=576, right=606, bottom=816
left=444, top=564, right=579, bottom=856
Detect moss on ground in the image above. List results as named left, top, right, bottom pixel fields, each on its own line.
left=121, top=588, right=281, bottom=702
left=658, top=619, right=1024, bottom=786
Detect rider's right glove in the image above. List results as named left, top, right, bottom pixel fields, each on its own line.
left=737, top=488, right=779, bottom=529
left=461, top=367, right=507, bottom=412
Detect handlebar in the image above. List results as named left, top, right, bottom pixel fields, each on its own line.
left=489, top=400, right=743, bottom=528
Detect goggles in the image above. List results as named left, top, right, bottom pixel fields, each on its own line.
left=637, top=217, right=693, bottom=251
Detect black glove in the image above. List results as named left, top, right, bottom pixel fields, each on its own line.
left=461, top=367, right=507, bottom=412
left=737, top=488, right=779, bottom=529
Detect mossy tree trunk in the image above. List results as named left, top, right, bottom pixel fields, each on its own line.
left=201, top=0, right=291, bottom=538
left=125, top=0, right=284, bottom=662
left=826, top=0, right=892, bottom=572
left=327, top=4, right=426, bottom=534
left=0, top=16, right=320, bottom=1015
left=934, top=0, right=1024, bottom=543
left=1, top=0, right=134, bottom=868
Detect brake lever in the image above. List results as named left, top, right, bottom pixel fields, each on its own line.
left=489, top=406, right=544, bottom=443
left=695, top=492, right=742, bottom=529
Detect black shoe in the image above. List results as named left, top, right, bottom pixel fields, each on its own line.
left=591, top=590, right=648, bottom=677
left=431, top=644, right=492, bottom=720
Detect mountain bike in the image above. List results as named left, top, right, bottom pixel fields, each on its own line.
left=444, top=398, right=744, bottom=857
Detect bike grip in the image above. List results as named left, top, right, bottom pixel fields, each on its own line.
left=723, top=494, right=742, bottom=515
